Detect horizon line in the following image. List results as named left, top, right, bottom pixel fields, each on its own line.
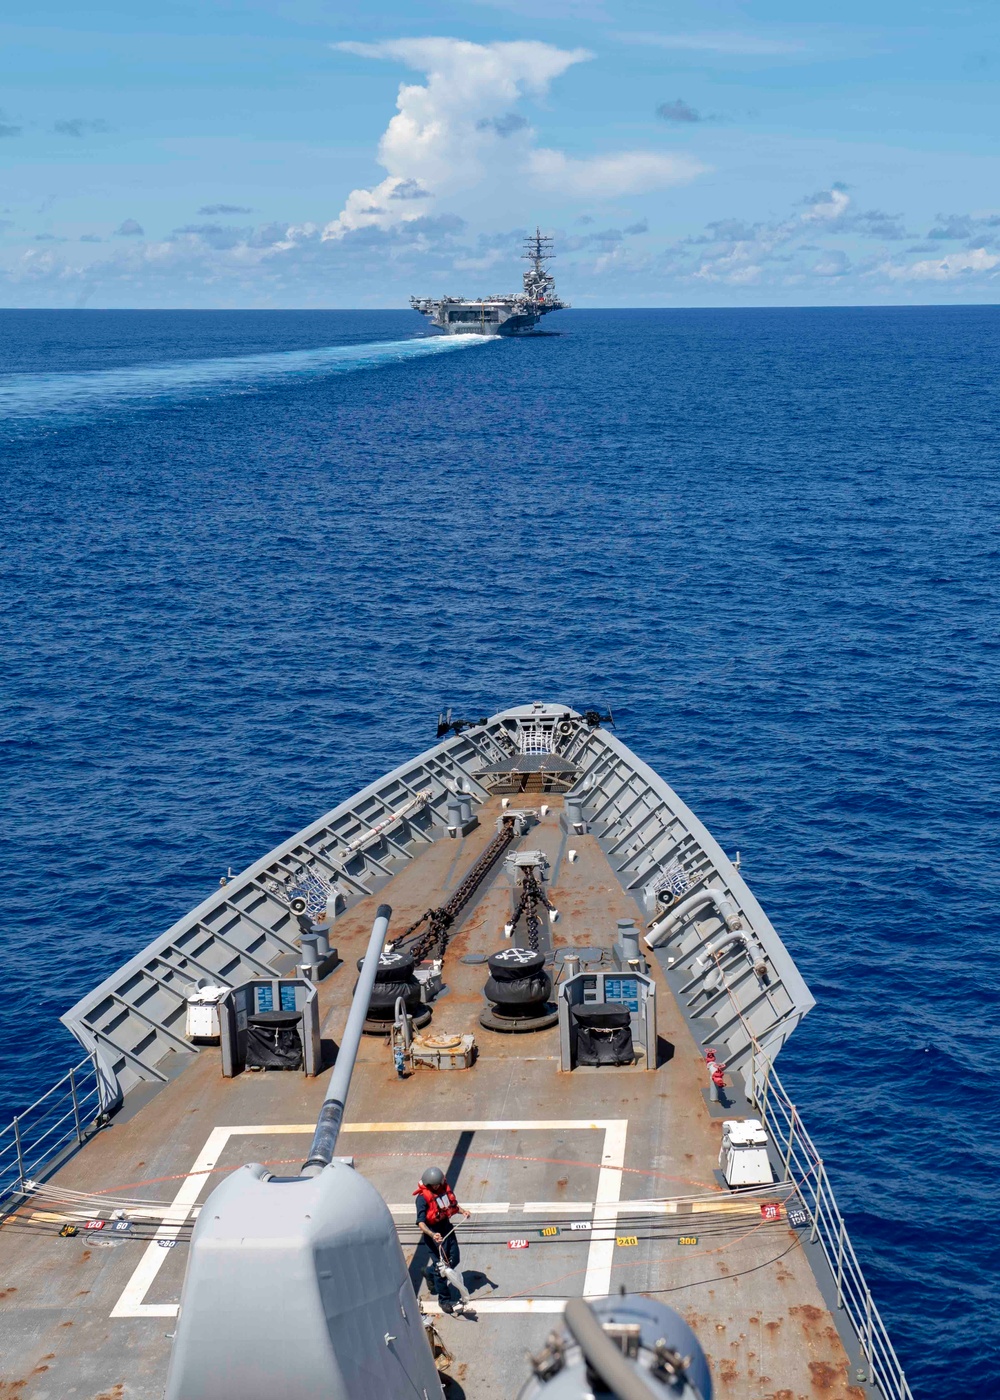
left=1, top=303, right=999, bottom=313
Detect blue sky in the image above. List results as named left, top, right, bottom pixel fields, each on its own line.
left=2, top=0, right=999, bottom=307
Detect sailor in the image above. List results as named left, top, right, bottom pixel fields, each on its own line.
left=415, top=1166, right=470, bottom=1310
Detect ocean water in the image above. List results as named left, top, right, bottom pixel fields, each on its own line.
left=2, top=306, right=998, bottom=1396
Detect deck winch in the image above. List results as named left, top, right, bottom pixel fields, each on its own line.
left=358, top=949, right=431, bottom=1034
left=480, top=947, right=558, bottom=1032
left=481, top=856, right=560, bottom=1031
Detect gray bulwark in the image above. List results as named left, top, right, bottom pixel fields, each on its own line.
left=557, top=721, right=814, bottom=1090
left=61, top=703, right=812, bottom=1108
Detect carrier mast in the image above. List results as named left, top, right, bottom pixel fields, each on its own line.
left=522, top=226, right=557, bottom=305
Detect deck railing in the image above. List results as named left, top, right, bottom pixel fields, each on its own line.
left=1, top=1046, right=913, bottom=1398
left=750, top=1052, right=913, bottom=1400
left=0, top=1054, right=106, bottom=1216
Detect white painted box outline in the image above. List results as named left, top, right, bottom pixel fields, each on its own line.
left=111, top=1118, right=628, bottom=1319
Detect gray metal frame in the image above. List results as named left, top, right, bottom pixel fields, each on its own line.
left=557, top=969, right=657, bottom=1071
left=557, top=722, right=815, bottom=1091
left=219, top=978, right=321, bottom=1078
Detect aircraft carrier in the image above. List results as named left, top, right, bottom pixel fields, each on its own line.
left=0, top=702, right=913, bottom=1399
left=411, top=229, right=568, bottom=336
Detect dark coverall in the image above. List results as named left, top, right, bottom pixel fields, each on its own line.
left=416, top=1190, right=461, bottom=1299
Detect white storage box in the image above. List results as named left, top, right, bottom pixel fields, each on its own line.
left=719, top=1118, right=773, bottom=1187
left=185, top=984, right=228, bottom=1042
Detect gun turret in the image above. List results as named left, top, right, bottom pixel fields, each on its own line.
left=164, top=907, right=444, bottom=1400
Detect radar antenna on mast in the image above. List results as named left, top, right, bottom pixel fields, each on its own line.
left=522, top=226, right=557, bottom=305
left=523, top=226, right=555, bottom=265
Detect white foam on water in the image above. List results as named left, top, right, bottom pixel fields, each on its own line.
left=0, top=333, right=491, bottom=423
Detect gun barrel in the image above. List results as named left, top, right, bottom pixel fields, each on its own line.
left=301, top=903, right=391, bottom=1174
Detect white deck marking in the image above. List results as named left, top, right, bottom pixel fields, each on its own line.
left=110, top=1119, right=627, bottom=1319
left=340, top=1119, right=618, bottom=1132
left=110, top=1127, right=231, bottom=1319
left=523, top=1201, right=596, bottom=1213
left=582, top=1118, right=628, bottom=1299
left=390, top=1203, right=510, bottom=1217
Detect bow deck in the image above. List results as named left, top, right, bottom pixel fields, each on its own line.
left=0, top=791, right=863, bottom=1399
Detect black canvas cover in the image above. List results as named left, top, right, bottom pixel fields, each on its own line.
left=245, top=1011, right=303, bottom=1070
left=485, top=973, right=552, bottom=1005
left=571, top=1003, right=634, bottom=1066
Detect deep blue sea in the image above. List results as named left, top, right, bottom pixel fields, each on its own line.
left=2, top=307, right=998, bottom=1396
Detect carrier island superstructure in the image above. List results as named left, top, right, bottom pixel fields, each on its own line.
left=0, top=702, right=915, bottom=1400
left=411, top=228, right=568, bottom=336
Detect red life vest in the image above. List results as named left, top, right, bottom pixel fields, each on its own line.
left=414, top=1181, right=459, bottom=1226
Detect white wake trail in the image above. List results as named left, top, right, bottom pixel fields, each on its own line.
left=0, top=334, right=490, bottom=423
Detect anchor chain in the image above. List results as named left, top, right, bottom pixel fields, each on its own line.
left=508, top=863, right=554, bottom=953
left=389, top=817, right=517, bottom=965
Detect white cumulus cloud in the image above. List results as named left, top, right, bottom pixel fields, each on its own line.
left=325, top=37, right=702, bottom=238
left=802, top=185, right=850, bottom=223
left=896, top=247, right=997, bottom=280
left=883, top=247, right=1000, bottom=281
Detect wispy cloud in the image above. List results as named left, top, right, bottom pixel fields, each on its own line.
left=13, top=179, right=991, bottom=304
left=115, top=219, right=144, bottom=237
left=0, top=110, right=22, bottom=138
left=883, top=247, right=1000, bottom=282
left=813, top=249, right=851, bottom=277
left=926, top=211, right=1000, bottom=241
left=172, top=223, right=248, bottom=250
left=52, top=118, right=110, bottom=138
left=928, top=214, right=973, bottom=240
left=197, top=203, right=253, bottom=216
left=618, top=31, right=805, bottom=57
left=530, top=148, right=700, bottom=199
left=476, top=112, right=529, bottom=137
left=801, top=183, right=850, bottom=220
left=656, top=99, right=702, bottom=123
left=387, top=180, right=430, bottom=200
